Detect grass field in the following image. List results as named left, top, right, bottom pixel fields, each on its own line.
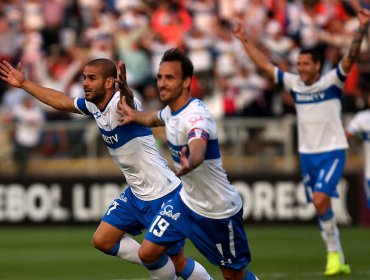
left=0, top=225, right=369, bottom=280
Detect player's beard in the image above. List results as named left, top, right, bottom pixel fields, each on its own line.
left=86, top=86, right=106, bottom=105
left=159, top=86, right=182, bottom=104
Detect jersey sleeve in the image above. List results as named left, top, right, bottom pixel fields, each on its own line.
left=346, top=112, right=363, bottom=136
left=322, top=63, right=347, bottom=91
left=133, top=97, right=143, bottom=111
left=158, top=106, right=170, bottom=124
left=274, top=66, right=297, bottom=91
left=74, top=98, right=92, bottom=115
left=182, top=112, right=211, bottom=144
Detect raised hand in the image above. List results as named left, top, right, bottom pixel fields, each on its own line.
left=116, top=61, right=129, bottom=92
left=232, top=20, right=247, bottom=42
left=0, top=61, right=25, bottom=88
left=116, top=61, right=134, bottom=108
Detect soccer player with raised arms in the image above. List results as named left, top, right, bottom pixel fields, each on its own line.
left=0, top=58, right=212, bottom=280
left=232, top=7, right=370, bottom=277
left=118, top=48, right=259, bottom=280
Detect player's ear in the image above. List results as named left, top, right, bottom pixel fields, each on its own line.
left=183, top=77, right=191, bottom=89
left=106, top=77, right=115, bottom=89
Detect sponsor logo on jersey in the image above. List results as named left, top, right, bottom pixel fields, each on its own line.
left=159, top=205, right=180, bottom=220
left=295, top=92, right=325, bottom=102
left=102, top=134, right=118, bottom=145
left=93, top=111, right=102, bottom=119
left=189, top=116, right=204, bottom=126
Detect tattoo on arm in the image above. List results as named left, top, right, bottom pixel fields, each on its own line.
left=348, top=26, right=366, bottom=62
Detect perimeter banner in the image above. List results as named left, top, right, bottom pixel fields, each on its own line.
left=0, top=173, right=365, bottom=225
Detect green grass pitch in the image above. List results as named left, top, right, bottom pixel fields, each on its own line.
left=0, top=225, right=369, bottom=279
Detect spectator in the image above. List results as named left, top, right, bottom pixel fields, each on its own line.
left=268, top=0, right=301, bottom=39
left=151, top=1, right=192, bottom=46
left=21, top=25, right=44, bottom=82
left=36, top=47, right=85, bottom=157
left=262, top=19, right=296, bottom=63
left=185, top=0, right=217, bottom=34
left=120, top=43, right=151, bottom=94
left=11, top=96, right=45, bottom=176
left=230, top=64, right=268, bottom=117
left=213, top=19, right=239, bottom=78
left=141, top=31, right=176, bottom=80
left=66, top=73, right=90, bottom=158
left=184, top=27, right=214, bottom=94
left=22, top=0, right=45, bottom=31
left=0, top=13, right=21, bottom=63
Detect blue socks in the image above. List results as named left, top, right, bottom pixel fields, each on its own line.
left=318, top=208, right=334, bottom=222
left=143, top=255, right=170, bottom=270
left=178, top=258, right=195, bottom=279
left=106, top=242, right=120, bottom=255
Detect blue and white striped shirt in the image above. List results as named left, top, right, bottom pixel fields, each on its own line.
left=159, top=98, right=242, bottom=218
left=74, top=92, right=180, bottom=200
left=274, top=65, right=348, bottom=153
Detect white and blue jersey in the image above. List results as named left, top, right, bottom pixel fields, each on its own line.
left=275, top=64, right=349, bottom=200
left=74, top=92, right=181, bottom=201
left=144, top=98, right=251, bottom=270
left=158, top=98, right=242, bottom=219
left=346, top=110, right=370, bottom=208
left=274, top=65, right=349, bottom=154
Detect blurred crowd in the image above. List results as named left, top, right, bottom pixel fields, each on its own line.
left=0, top=0, right=369, bottom=166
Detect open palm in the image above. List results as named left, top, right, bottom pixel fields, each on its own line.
left=116, top=61, right=134, bottom=108
left=0, top=61, right=25, bottom=88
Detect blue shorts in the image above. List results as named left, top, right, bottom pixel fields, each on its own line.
left=145, top=192, right=251, bottom=270
left=102, top=184, right=184, bottom=255
left=300, top=150, right=346, bottom=202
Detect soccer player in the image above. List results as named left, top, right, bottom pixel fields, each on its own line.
left=232, top=8, right=370, bottom=277
left=346, top=94, right=370, bottom=209
left=0, top=58, right=212, bottom=280
left=118, top=48, right=259, bottom=280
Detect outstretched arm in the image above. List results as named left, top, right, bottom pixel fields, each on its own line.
left=0, top=60, right=79, bottom=113
left=176, top=139, right=206, bottom=176
left=117, top=96, right=163, bottom=127
left=341, top=8, right=370, bottom=74
left=232, top=21, right=275, bottom=80
left=116, top=61, right=135, bottom=109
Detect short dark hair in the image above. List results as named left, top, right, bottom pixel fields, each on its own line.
left=160, top=48, right=194, bottom=80
left=87, top=58, right=117, bottom=80
left=299, top=48, right=322, bottom=63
